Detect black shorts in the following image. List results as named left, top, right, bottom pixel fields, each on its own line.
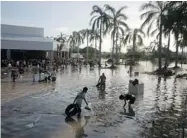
left=129, top=97, right=136, bottom=104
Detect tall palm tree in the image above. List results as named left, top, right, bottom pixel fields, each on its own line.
left=164, top=2, right=187, bottom=68
left=179, top=34, right=187, bottom=64
left=104, top=4, right=129, bottom=66
left=165, top=32, right=171, bottom=68
left=68, top=34, right=77, bottom=58
left=90, top=30, right=100, bottom=61
left=140, top=1, right=168, bottom=71
left=90, top=5, right=110, bottom=67
left=81, top=29, right=92, bottom=64
left=55, top=33, right=67, bottom=58
left=72, top=31, right=84, bottom=60
left=118, top=35, right=126, bottom=61
left=123, top=28, right=145, bottom=62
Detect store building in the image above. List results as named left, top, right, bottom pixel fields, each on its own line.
left=1, top=24, right=69, bottom=60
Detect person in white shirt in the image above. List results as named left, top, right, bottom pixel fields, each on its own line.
left=8, top=63, right=12, bottom=68
left=16, top=61, right=19, bottom=67
left=73, top=87, right=88, bottom=117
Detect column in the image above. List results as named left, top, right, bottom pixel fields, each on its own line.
left=45, top=51, right=49, bottom=59
left=50, top=51, right=54, bottom=61
left=6, top=49, right=11, bottom=60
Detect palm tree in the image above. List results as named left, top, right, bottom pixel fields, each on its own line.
left=118, top=35, right=126, bottom=62
left=123, top=28, right=145, bottom=63
left=90, top=5, right=110, bottom=67
left=164, top=2, right=187, bottom=68
left=165, top=32, right=171, bottom=68
left=140, top=1, right=168, bottom=71
left=55, top=33, right=67, bottom=58
left=90, top=30, right=100, bottom=61
left=179, top=34, right=187, bottom=65
left=104, top=4, right=129, bottom=66
left=68, top=34, right=77, bottom=58
left=72, top=31, right=84, bottom=61
left=81, top=29, right=92, bottom=64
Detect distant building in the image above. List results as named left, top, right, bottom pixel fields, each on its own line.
left=1, top=24, right=69, bottom=60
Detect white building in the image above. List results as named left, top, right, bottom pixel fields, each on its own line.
left=1, top=24, right=69, bottom=60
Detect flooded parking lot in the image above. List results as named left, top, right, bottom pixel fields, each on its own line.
left=1, top=61, right=187, bottom=138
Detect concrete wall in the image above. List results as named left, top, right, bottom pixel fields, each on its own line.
left=1, top=24, right=44, bottom=37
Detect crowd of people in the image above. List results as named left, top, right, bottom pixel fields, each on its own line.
left=2, top=57, right=101, bottom=82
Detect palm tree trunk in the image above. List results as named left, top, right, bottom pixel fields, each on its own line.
left=181, top=46, right=184, bottom=67
left=77, top=46, right=79, bottom=62
left=164, top=32, right=170, bottom=69
left=115, top=32, right=118, bottom=64
left=175, top=33, right=179, bottom=67
left=70, top=47, right=72, bottom=59
left=118, top=43, right=121, bottom=63
left=158, top=16, right=163, bottom=70
left=132, top=32, right=136, bottom=63
left=99, top=25, right=102, bottom=67
left=112, top=34, right=115, bottom=67
left=86, top=35, right=89, bottom=64
left=94, top=38, right=97, bottom=61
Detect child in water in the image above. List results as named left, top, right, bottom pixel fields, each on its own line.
left=119, top=94, right=136, bottom=109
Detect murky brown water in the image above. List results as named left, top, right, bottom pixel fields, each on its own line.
left=1, top=61, right=187, bottom=138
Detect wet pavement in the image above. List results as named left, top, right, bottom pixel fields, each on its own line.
left=1, top=61, right=187, bottom=138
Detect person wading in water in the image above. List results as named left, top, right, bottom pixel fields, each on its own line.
left=97, top=73, right=106, bottom=90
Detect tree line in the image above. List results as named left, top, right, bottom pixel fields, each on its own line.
left=51, top=1, right=187, bottom=70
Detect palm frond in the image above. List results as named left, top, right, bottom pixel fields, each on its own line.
left=140, top=11, right=158, bottom=20
left=116, top=6, right=128, bottom=15
left=128, top=35, right=133, bottom=43
left=97, top=16, right=102, bottom=29
left=104, top=4, right=115, bottom=17
left=137, top=29, right=145, bottom=37
left=141, top=12, right=157, bottom=29
left=116, top=13, right=128, bottom=20
left=118, top=21, right=129, bottom=29
left=150, top=28, right=158, bottom=37
left=140, top=2, right=159, bottom=11
left=123, top=34, right=130, bottom=45
left=90, top=5, right=103, bottom=16
left=90, top=15, right=98, bottom=25
left=156, top=1, right=164, bottom=10
left=146, top=19, right=155, bottom=36
left=137, top=35, right=143, bottom=45
left=118, top=27, right=125, bottom=37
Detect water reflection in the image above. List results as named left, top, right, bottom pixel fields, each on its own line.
left=11, top=82, right=16, bottom=89
left=170, top=78, right=177, bottom=112
left=98, top=88, right=105, bottom=100
left=65, top=116, right=90, bottom=138
left=155, top=76, right=161, bottom=112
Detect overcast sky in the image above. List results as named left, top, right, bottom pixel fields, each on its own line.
left=1, top=1, right=176, bottom=52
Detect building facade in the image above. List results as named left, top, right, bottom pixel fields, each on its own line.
left=1, top=24, right=69, bottom=60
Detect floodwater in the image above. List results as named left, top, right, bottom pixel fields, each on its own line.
left=1, top=61, right=187, bottom=138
